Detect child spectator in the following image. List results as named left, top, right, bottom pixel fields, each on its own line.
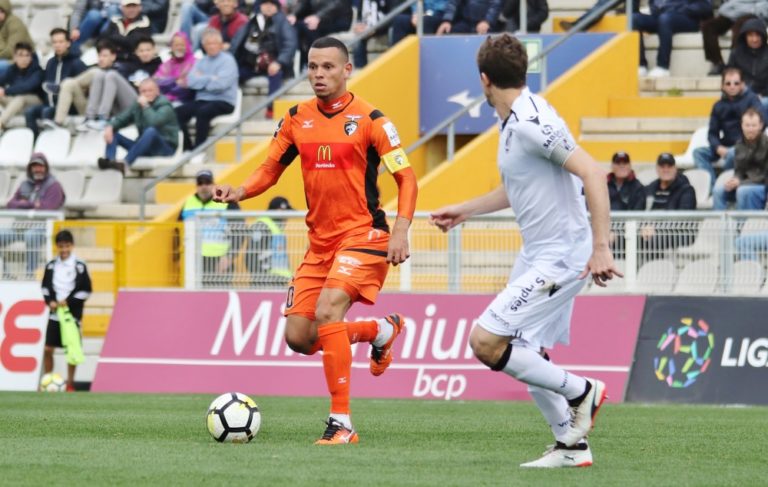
left=154, top=32, right=196, bottom=104
left=25, top=29, right=88, bottom=138
left=80, top=36, right=161, bottom=130
left=0, top=43, right=43, bottom=133
left=41, top=230, right=92, bottom=392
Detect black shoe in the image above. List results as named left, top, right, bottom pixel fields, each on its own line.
left=97, top=157, right=112, bottom=169
left=559, top=20, right=575, bottom=31
left=708, top=64, right=725, bottom=76
left=111, top=161, right=125, bottom=175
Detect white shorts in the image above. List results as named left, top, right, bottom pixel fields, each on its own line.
left=477, top=259, right=587, bottom=349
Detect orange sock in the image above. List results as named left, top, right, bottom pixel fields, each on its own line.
left=317, top=322, right=352, bottom=414
left=346, top=320, right=378, bottom=344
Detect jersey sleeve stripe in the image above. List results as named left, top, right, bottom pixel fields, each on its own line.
left=289, top=105, right=298, bottom=117
left=278, top=144, right=299, bottom=165
left=345, top=248, right=389, bottom=257
left=369, top=109, right=385, bottom=121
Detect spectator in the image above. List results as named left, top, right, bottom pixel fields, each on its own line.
left=608, top=151, right=646, bottom=211
left=231, top=0, right=297, bottom=118
left=727, top=17, right=768, bottom=107
left=99, top=0, right=153, bottom=62
left=246, top=196, right=293, bottom=288
left=180, top=0, right=218, bottom=49
left=391, top=0, right=447, bottom=44
left=97, top=78, right=180, bottom=173
left=69, top=0, right=123, bottom=54
left=41, top=230, right=92, bottom=392
left=1, top=153, right=65, bottom=277
left=713, top=107, right=768, bottom=209
left=701, top=0, right=762, bottom=76
left=175, top=28, right=238, bottom=150
left=143, top=0, right=171, bottom=34
left=694, top=67, right=763, bottom=185
left=179, top=169, right=241, bottom=287
left=436, top=0, right=503, bottom=35
left=501, top=0, right=548, bottom=33
left=208, top=0, right=249, bottom=51
left=79, top=36, right=161, bottom=130
left=291, top=0, right=354, bottom=69
left=633, top=0, right=713, bottom=77
left=0, top=43, right=43, bottom=133
left=25, top=29, right=88, bottom=139
left=350, top=0, right=404, bottom=68
left=559, top=0, right=639, bottom=32
left=0, top=0, right=34, bottom=80
left=154, top=32, right=196, bottom=105
left=44, top=42, right=118, bottom=131
left=640, top=153, right=697, bottom=259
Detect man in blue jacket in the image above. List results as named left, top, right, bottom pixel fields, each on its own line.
left=0, top=42, right=43, bottom=132
left=174, top=28, right=238, bottom=150
left=694, top=66, right=764, bottom=185
left=25, top=28, right=87, bottom=138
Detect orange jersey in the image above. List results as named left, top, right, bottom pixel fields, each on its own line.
left=265, top=93, right=411, bottom=251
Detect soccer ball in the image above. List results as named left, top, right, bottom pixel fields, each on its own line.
left=39, top=373, right=66, bottom=392
left=206, top=392, right=261, bottom=443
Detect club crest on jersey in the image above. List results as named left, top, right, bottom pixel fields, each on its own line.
left=344, top=121, right=358, bottom=136
left=302, top=120, right=314, bottom=129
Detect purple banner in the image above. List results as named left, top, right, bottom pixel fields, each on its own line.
left=93, top=291, right=644, bottom=401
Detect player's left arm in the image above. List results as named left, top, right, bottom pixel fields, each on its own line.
left=563, top=148, right=624, bottom=286
left=372, top=116, right=418, bottom=266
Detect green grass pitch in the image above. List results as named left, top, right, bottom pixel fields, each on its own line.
left=0, top=393, right=765, bottom=486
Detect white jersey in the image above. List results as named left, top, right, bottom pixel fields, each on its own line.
left=498, top=88, right=591, bottom=275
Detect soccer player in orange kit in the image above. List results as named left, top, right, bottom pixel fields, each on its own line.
left=214, top=36, right=418, bottom=445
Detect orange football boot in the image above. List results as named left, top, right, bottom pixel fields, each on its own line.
left=370, top=313, right=404, bottom=376
left=314, top=418, right=359, bottom=445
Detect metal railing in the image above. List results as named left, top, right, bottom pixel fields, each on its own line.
left=406, top=0, right=626, bottom=161
left=139, top=0, right=421, bottom=221
left=184, top=211, right=768, bottom=295
left=0, top=210, right=64, bottom=280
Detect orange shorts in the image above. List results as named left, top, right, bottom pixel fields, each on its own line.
left=285, top=229, right=390, bottom=320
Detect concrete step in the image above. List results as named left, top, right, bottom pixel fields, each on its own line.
left=608, top=96, right=715, bottom=117
left=67, top=203, right=171, bottom=220
left=580, top=132, right=692, bottom=141
left=580, top=140, right=688, bottom=163
left=581, top=116, right=708, bottom=134
left=640, top=77, right=722, bottom=92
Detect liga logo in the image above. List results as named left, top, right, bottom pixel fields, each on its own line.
left=653, top=317, right=715, bottom=388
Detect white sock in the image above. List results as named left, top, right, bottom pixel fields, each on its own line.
left=500, top=344, right=587, bottom=400
left=329, top=413, right=352, bottom=430
left=372, top=317, right=394, bottom=348
left=528, top=385, right=571, bottom=443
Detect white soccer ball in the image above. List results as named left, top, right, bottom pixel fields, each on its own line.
left=39, top=372, right=66, bottom=392
left=206, top=392, right=261, bottom=443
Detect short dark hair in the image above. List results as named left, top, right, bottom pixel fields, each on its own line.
left=14, top=42, right=33, bottom=54
left=477, top=34, right=528, bottom=89
left=742, top=106, right=765, bottom=124
left=50, top=27, right=70, bottom=41
left=55, top=230, right=74, bottom=244
left=135, top=36, right=155, bottom=48
left=722, top=66, right=743, bottom=83
left=310, top=36, right=349, bottom=61
left=657, top=152, right=676, bottom=166
left=96, top=40, right=117, bottom=54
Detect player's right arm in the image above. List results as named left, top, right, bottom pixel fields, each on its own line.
left=430, top=185, right=510, bottom=233
left=214, top=113, right=299, bottom=203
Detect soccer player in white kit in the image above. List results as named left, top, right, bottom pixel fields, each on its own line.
left=430, top=34, right=623, bottom=468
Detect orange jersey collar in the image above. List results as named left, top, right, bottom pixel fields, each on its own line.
left=317, top=92, right=354, bottom=115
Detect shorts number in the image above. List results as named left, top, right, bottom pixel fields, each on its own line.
left=286, top=286, right=295, bottom=309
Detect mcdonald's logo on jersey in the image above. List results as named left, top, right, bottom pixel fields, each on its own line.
left=301, top=143, right=355, bottom=170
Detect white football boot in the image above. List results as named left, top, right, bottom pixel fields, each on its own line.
left=561, top=378, right=607, bottom=447
left=520, top=441, right=592, bottom=468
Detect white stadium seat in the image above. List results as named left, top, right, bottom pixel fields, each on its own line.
left=675, top=126, right=709, bottom=169
left=35, top=127, right=72, bottom=167
left=55, top=170, right=86, bottom=204
left=683, top=168, right=711, bottom=209
left=0, top=128, right=34, bottom=168
left=636, top=259, right=676, bottom=293
left=67, top=170, right=124, bottom=211
left=131, top=132, right=185, bottom=172
left=730, top=260, right=765, bottom=295
left=673, top=259, right=718, bottom=294
left=63, top=130, right=106, bottom=169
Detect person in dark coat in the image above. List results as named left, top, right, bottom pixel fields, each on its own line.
left=640, top=153, right=698, bottom=260
left=727, top=17, right=768, bottom=102
left=501, top=0, right=548, bottom=32
left=694, top=66, right=764, bottom=185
